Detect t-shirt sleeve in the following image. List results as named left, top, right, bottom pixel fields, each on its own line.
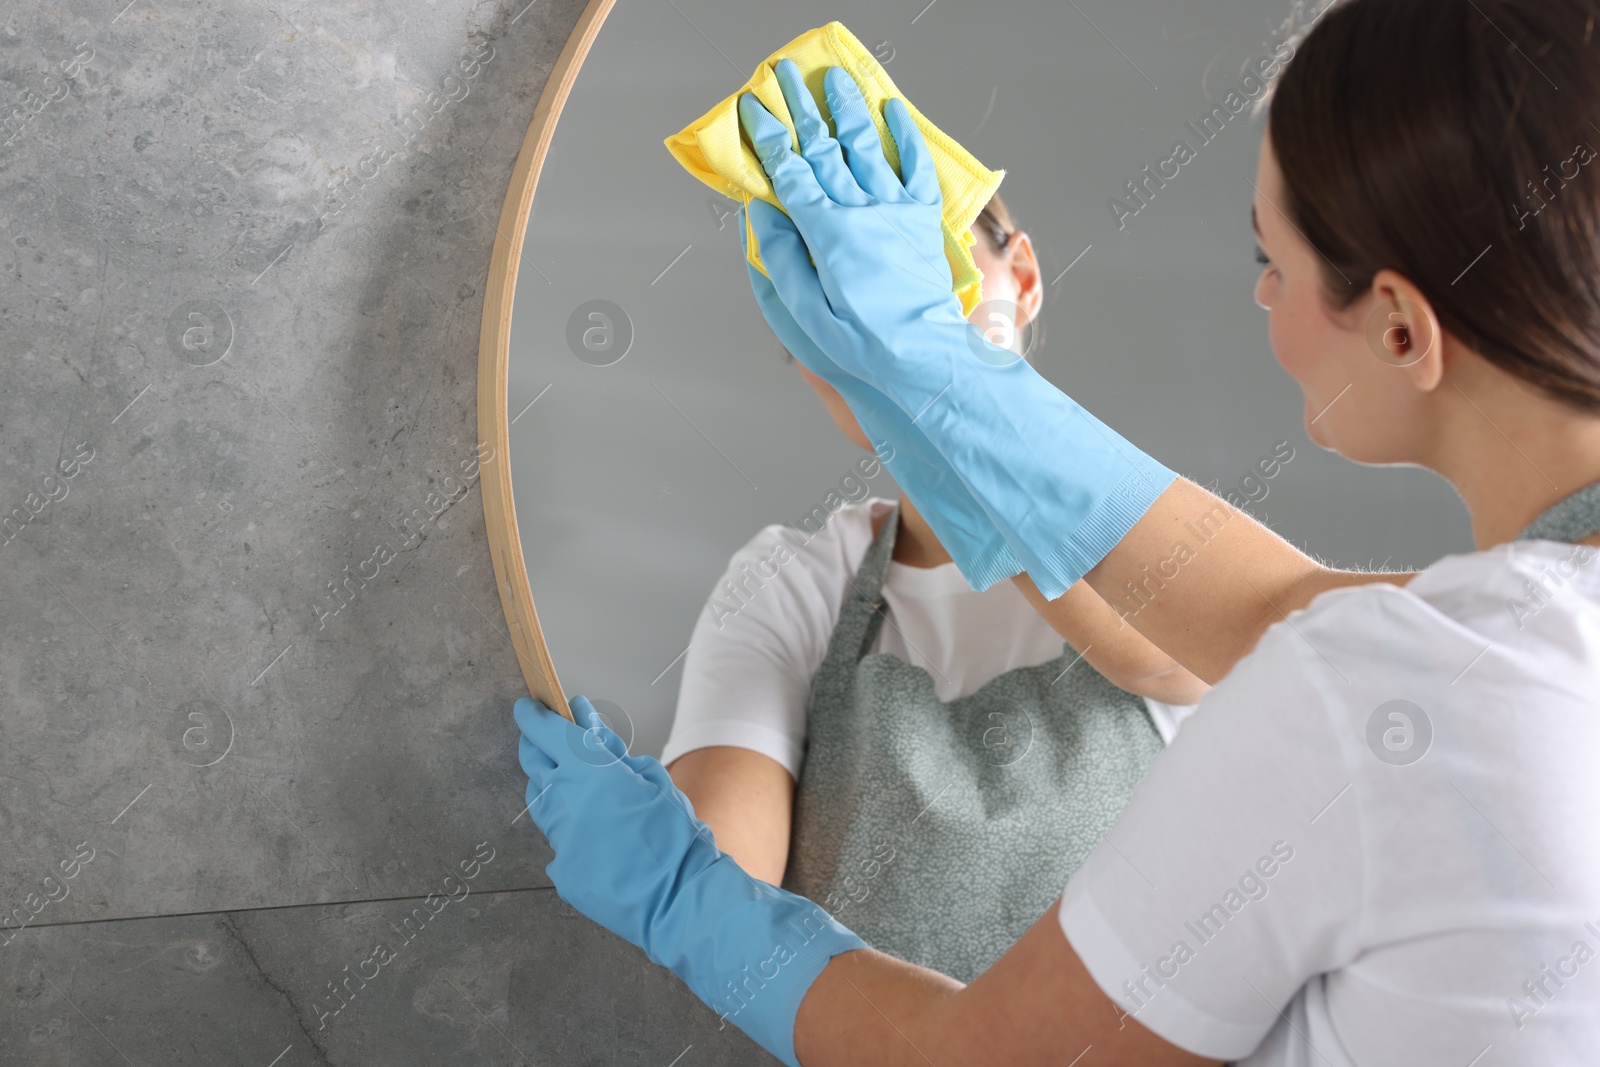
left=659, top=521, right=852, bottom=780
left=1057, top=614, right=1367, bottom=1060
left=1141, top=697, right=1200, bottom=745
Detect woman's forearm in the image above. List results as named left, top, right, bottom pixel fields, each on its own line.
left=791, top=904, right=1216, bottom=1066
left=1015, top=579, right=1211, bottom=705
left=1019, top=478, right=1413, bottom=685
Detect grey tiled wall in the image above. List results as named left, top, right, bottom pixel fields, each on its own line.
left=0, top=0, right=771, bottom=1061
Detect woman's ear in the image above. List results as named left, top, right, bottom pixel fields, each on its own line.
left=1368, top=268, right=1445, bottom=393
left=1008, top=231, right=1044, bottom=329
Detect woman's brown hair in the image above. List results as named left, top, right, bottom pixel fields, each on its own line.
left=1265, top=0, right=1600, bottom=409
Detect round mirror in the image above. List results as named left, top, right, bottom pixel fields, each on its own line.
left=480, top=0, right=1468, bottom=757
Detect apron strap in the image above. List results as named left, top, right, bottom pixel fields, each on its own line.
left=1514, top=478, right=1600, bottom=543
left=852, top=503, right=901, bottom=659
left=824, top=501, right=901, bottom=669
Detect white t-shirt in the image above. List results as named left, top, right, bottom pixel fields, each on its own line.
left=1058, top=538, right=1600, bottom=1065
left=662, top=497, right=1195, bottom=779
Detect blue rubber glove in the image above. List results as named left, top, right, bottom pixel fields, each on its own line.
left=514, top=694, right=868, bottom=1067
left=738, top=61, right=1177, bottom=598
left=738, top=202, right=1024, bottom=591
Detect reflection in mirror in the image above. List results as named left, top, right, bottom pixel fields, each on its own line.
left=504, top=0, right=1467, bottom=978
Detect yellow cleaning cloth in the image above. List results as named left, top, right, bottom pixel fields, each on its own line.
left=664, top=21, right=1004, bottom=318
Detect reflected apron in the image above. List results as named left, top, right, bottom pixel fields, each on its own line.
left=781, top=503, right=1165, bottom=982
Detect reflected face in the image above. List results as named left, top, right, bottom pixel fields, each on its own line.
left=798, top=227, right=1042, bottom=452
left=1251, top=130, right=1421, bottom=464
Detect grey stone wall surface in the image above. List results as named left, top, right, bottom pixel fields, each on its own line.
left=0, top=1, right=768, bottom=1061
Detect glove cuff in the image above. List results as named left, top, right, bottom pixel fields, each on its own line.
left=913, top=362, right=1178, bottom=599
left=665, top=856, right=870, bottom=1067
left=740, top=915, right=870, bottom=1067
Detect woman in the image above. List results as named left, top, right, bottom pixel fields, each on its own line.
left=661, top=191, right=1207, bottom=981
left=514, top=1, right=1600, bottom=1063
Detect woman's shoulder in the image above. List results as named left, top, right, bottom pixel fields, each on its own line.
left=1301, top=540, right=1598, bottom=620
left=1265, top=539, right=1600, bottom=684
left=703, top=498, right=893, bottom=625
left=1403, top=538, right=1600, bottom=622
left=727, top=496, right=893, bottom=581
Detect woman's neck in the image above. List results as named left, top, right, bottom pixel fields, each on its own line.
left=1429, top=363, right=1600, bottom=549
left=890, top=495, right=954, bottom=568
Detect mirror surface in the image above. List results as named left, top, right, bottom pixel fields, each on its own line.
left=506, top=0, right=1471, bottom=756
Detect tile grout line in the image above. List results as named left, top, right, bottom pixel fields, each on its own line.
left=11, top=882, right=564, bottom=934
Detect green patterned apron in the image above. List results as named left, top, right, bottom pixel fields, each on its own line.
left=781, top=503, right=1166, bottom=982
left=1517, top=478, right=1600, bottom=543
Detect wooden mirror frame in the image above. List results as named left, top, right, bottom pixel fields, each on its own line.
left=476, top=0, right=622, bottom=723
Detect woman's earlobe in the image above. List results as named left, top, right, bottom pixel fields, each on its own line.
left=1019, top=287, right=1044, bottom=331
